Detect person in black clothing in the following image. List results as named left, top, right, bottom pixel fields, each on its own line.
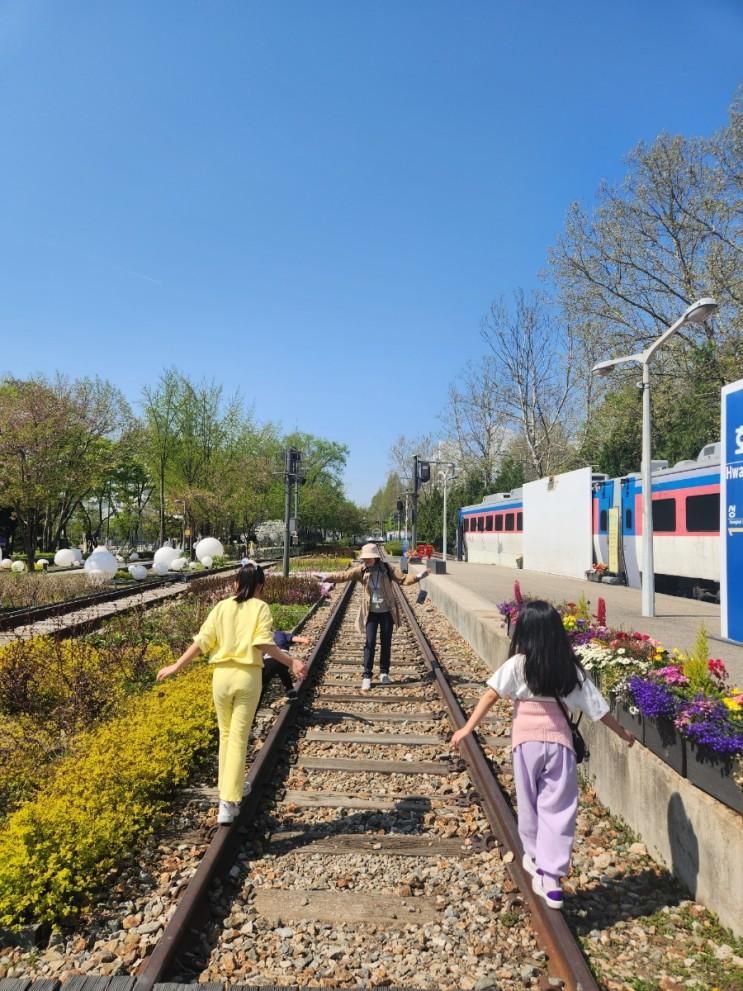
left=260, top=631, right=311, bottom=699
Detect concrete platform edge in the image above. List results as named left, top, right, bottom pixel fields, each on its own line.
left=426, top=575, right=743, bottom=938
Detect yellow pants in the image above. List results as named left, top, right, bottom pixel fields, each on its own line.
left=212, top=662, right=262, bottom=802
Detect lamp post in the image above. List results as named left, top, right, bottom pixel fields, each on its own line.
left=592, top=297, right=718, bottom=618
left=438, top=466, right=456, bottom=561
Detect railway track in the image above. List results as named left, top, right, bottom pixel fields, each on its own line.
left=126, top=576, right=598, bottom=991
left=0, top=564, right=261, bottom=640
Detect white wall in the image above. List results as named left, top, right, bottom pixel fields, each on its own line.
left=523, top=467, right=593, bottom=578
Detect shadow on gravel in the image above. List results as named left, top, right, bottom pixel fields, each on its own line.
left=564, top=866, right=688, bottom=933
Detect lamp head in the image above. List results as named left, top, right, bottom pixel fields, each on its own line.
left=592, top=360, right=617, bottom=377
left=683, top=297, right=718, bottom=324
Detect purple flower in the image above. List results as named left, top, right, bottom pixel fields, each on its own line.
left=628, top=675, right=678, bottom=719
left=675, top=695, right=743, bottom=756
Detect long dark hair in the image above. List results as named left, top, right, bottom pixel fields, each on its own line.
left=509, top=599, right=584, bottom=696
left=233, top=563, right=265, bottom=603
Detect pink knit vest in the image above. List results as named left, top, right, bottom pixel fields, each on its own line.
left=511, top=700, right=574, bottom=752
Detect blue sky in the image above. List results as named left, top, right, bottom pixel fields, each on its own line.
left=0, top=1, right=740, bottom=505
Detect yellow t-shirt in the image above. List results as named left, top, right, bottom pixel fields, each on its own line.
left=193, top=596, right=274, bottom=666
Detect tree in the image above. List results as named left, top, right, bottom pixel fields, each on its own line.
left=480, top=291, right=577, bottom=477
left=0, top=377, right=129, bottom=567
left=142, top=369, right=181, bottom=546
left=441, top=359, right=510, bottom=488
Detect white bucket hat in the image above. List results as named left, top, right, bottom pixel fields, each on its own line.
left=359, top=543, right=381, bottom=559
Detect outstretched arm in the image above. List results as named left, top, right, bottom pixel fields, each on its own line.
left=259, top=642, right=309, bottom=681
left=600, top=711, right=636, bottom=746
left=156, top=642, right=202, bottom=681
left=451, top=687, right=499, bottom=746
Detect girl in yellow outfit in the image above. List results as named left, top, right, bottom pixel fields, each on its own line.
left=156, top=564, right=308, bottom=824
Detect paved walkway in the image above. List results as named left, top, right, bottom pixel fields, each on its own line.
left=434, top=560, right=743, bottom=685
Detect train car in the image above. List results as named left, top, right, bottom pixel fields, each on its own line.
left=458, top=443, right=721, bottom=601
left=459, top=489, right=524, bottom=567
left=592, top=443, right=720, bottom=600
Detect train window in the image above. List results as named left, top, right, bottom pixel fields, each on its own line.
left=652, top=498, right=676, bottom=533
left=485, top=515, right=493, bottom=531
left=686, top=493, right=719, bottom=532
left=517, top=512, right=523, bottom=531
left=463, top=518, right=469, bottom=532
left=599, top=509, right=608, bottom=533
left=477, top=516, right=485, bottom=531
left=505, top=513, right=515, bottom=531
left=625, top=509, right=633, bottom=530
left=495, top=515, right=503, bottom=531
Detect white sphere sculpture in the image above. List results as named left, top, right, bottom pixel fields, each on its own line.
left=84, top=547, right=119, bottom=580
left=195, top=538, right=223, bottom=562
left=0, top=559, right=12, bottom=570
left=151, top=562, right=169, bottom=576
left=11, top=560, right=26, bottom=573
left=200, top=555, right=213, bottom=568
left=170, top=557, right=187, bottom=571
left=54, top=549, right=77, bottom=568
left=129, top=564, right=148, bottom=580
left=154, top=546, right=181, bottom=568
left=116, top=554, right=124, bottom=563
left=188, top=560, right=201, bottom=571
left=37, top=558, right=49, bottom=568
left=129, top=552, right=139, bottom=561
left=72, top=549, right=84, bottom=563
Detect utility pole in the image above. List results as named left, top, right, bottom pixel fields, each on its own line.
left=282, top=448, right=303, bottom=577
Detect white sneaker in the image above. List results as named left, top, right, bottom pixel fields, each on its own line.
left=242, top=780, right=252, bottom=798
left=217, top=799, right=241, bottom=825
left=380, top=673, right=391, bottom=685
left=361, top=677, right=372, bottom=691
left=522, top=853, right=538, bottom=877
left=532, top=871, right=563, bottom=909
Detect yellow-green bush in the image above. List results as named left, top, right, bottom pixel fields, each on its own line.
left=0, top=661, right=216, bottom=927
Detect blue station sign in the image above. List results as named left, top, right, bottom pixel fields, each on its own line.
left=721, top=379, right=743, bottom=642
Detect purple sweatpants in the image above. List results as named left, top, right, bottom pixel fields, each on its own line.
left=512, top=741, right=578, bottom=885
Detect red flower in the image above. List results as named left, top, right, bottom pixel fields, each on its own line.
left=514, top=580, right=523, bottom=605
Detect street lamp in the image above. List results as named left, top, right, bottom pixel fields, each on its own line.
left=438, top=465, right=456, bottom=562
left=592, top=297, right=718, bottom=617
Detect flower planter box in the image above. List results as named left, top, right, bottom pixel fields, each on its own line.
left=614, top=702, right=644, bottom=745
left=586, top=571, right=603, bottom=583
left=685, top=744, right=743, bottom=815
left=644, top=716, right=686, bottom=776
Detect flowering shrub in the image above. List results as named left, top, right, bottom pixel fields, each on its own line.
left=0, top=660, right=215, bottom=926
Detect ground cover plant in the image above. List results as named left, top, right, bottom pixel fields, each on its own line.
left=0, top=661, right=215, bottom=926
left=0, top=573, right=93, bottom=611
left=288, top=555, right=353, bottom=573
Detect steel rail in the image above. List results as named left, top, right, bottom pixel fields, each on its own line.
left=133, top=579, right=355, bottom=991
left=394, top=584, right=601, bottom=991
left=0, top=563, right=249, bottom=633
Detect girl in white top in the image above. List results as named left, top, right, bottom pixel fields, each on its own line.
left=453, top=599, right=634, bottom=909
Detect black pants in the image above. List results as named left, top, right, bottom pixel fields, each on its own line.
left=363, top=611, right=393, bottom=678
left=261, top=657, right=294, bottom=699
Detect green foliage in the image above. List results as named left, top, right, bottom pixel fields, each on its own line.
left=0, top=662, right=215, bottom=926
left=269, top=603, right=311, bottom=632
left=683, top=623, right=711, bottom=693
left=384, top=541, right=403, bottom=556
left=289, top=556, right=352, bottom=572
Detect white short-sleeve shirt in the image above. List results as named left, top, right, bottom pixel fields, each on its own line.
left=486, top=653, right=609, bottom=722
